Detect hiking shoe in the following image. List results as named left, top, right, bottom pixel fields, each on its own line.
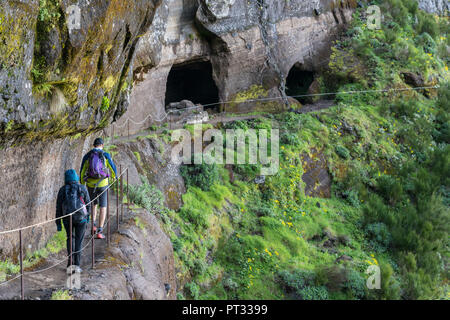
left=67, top=265, right=77, bottom=274
left=95, top=232, right=105, bottom=239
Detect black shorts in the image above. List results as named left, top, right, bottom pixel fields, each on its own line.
left=87, top=186, right=108, bottom=208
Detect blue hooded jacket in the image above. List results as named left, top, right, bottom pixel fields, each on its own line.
left=65, top=169, right=79, bottom=184
left=56, top=169, right=91, bottom=230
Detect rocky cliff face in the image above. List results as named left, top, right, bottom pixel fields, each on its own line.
left=0, top=0, right=352, bottom=259
left=113, top=136, right=186, bottom=210
left=0, top=0, right=161, bottom=147
left=74, top=208, right=177, bottom=300
left=0, top=0, right=162, bottom=258
left=0, top=135, right=91, bottom=257
left=115, top=0, right=354, bottom=135
left=418, top=0, right=449, bottom=14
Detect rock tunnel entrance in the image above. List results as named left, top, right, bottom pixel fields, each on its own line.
left=165, top=60, right=220, bottom=112
left=285, top=63, right=315, bottom=104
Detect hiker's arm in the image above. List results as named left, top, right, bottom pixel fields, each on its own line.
left=81, top=185, right=91, bottom=214
left=55, top=188, right=63, bottom=231
left=105, top=153, right=117, bottom=180
left=80, top=160, right=88, bottom=185
left=79, top=154, right=87, bottom=178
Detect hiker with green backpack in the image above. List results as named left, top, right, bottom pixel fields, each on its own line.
left=56, top=169, right=91, bottom=273
left=80, top=138, right=117, bottom=239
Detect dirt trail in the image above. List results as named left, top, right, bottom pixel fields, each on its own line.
left=111, top=100, right=336, bottom=144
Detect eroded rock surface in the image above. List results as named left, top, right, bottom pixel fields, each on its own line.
left=0, top=0, right=161, bottom=146
left=115, top=0, right=354, bottom=135
left=113, top=137, right=186, bottom=210
left=418, top=0, right=449, bottom=14
left=0, top=206, right=176, bottom=300
left=0, top=136, right=93, bottom=258
left=73, top=208, right=176, bottom=300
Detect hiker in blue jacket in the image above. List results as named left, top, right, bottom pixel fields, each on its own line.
left=80, top=138, right=117, bottom=239
left=56, top=169, right=91, bottom=273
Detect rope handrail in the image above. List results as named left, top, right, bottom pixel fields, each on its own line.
left=0, top=212, right=114, bottom=286
left=112, top=85, right=440, bottom=129
left=0, top=171, right=126, bottom=235
left=113, top=105, right=203, bottom=128
left=0, top=274, right=22, bottom=288
left=0, top=182, right=119, bottom=286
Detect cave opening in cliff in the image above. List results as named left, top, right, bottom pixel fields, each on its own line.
left=165, top=60, right=220, bottom=112
left=285, top=64, right=315, bottom=104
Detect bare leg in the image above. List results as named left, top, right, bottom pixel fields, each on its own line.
left=99, top=207, right=107, bottom=229
left=92, top=205, right=98, bottom=225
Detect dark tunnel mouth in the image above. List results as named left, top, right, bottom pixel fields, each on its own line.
left=285, top=64, right=315, bottom=104
left=165, top=60, right=220, bottom=112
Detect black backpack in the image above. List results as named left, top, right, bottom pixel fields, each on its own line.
left=63, top=183, right=88, bottom=224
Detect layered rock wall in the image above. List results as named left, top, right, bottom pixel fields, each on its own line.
left=0, top=135, right=92, bottom=258
left=0, top=0, right=161, bottom=257
left=0, top=0, right=161, bottom=146
left=0, top=0, right=353, bottom=257
left=115, top=0, right=354, bottom=135
left=418, top=0, right=449, bottom=14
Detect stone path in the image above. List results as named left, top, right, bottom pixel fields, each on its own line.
left=0, top=191, right=129, bottom=300
left=111, top=100, right=336, bottom=144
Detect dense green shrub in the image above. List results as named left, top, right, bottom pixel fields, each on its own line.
left=101, top=96, right=110, bottom=112
left=179, top=206, right=209, bottom=230
left=192, top=259, right=208, bottom=277
left=376, top=175, right=404, bottom=205
left=365, top=222, right=392, bottom=253
left=278, top=269, right=330, bottom=300
left=298, top=286, right=329, bottom=300
left=415, top=33, right=437, bottom=54
left=342, top=189, right=360, bottom=207
left=176, top=292, right=185, bottom=300
left=384, top=0, right=414, bottom=28
left=278, top=269, right=316, bottom=292
left=248, top=200, right=276, bottom=217
left=180, top=155, right=220, bottom=191
left=184, top=282, right=200, bottom=299
left=127, top=176, right=164, bottom=214
left=344, top=270, right=367, bottom=299
left=416, top=11, right=440, bottom=39
left=38, top=0, right=63, bottom=31
left=222, top=277, right=239, bottom=291
left=281, top=132, right=300, bottom=146
left=224, top=120, right=249, bottom=131
left=335, top=145, right=350, bottom=159
left=172, top=237, right=183, bottom=253
left=234, top=164, right=261, bottom=179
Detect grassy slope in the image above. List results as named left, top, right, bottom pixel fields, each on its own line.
left=156, top=1, right=449, bottom=300
left=103, top=0, right=450, bottom=301
left=5, top=0, right=448, bottom=301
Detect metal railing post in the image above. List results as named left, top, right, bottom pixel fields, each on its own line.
left=69, top=214, right=73, bottom=267
left=126, top=168, right=129, bottom=213
left=19, top=230, right=24, bottom=300
left=107, top=187, right=110, bottom=246
left=91, top=206, right=95, bottom=269
left=112, top=124, right=115, bottom=144
left=127, top=119, right=130, bottom=141
left=116, top=178, right=120, bottom=232
left=120, top=166, right=124, bottom=222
